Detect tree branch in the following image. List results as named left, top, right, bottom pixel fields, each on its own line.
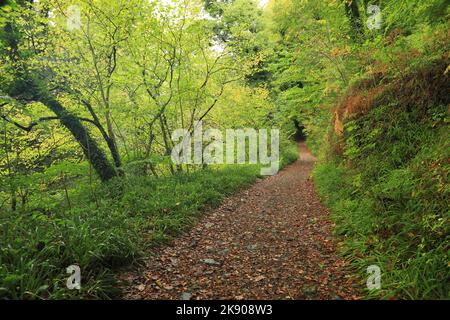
left=0, top=115, right=59, bottom=132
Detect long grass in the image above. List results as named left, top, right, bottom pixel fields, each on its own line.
left=312, top=59, right=449, bottom=299
left=0, top=144, right=298, bottom=299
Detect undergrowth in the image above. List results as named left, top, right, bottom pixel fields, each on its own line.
left=0, top=144, right=298, bottom=299
left=313, top=55, right=449, bottom=299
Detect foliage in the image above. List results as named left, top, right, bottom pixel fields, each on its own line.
left=0, top=0, right=300, bottom=299
left=313, top=34, right=449, bottom=299
left=0, top=0, right=448, bottom=300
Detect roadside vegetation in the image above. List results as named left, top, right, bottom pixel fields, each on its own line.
left=0, top=0, right=448, bottom=299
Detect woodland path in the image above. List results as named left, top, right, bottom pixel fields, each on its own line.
left=122, top=143, right=359, bottom=300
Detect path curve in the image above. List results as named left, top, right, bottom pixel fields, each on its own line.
left=122, top=143, right=359, bottom=300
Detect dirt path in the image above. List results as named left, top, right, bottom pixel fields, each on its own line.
left=122, top=143, right=359, bottom=300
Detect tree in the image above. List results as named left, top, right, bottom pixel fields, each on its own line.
left=0, top=0, right=117, bottom=182
left=124, top=0, right=242, bottom=172
left=48, top=0, right=142, bottom=169
left=343, top=0, right=364, bottom=42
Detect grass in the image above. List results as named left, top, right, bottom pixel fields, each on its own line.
left=314, top=134, right=449, bottom=299
left=312, top=59, right=449, bottom=299
left=0, top=143, right=298, bottom=299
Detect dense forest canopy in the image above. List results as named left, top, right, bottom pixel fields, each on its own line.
left=0, top=0, right=448, bottom=300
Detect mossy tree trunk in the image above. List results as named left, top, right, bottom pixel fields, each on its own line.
left=35, top=86, right=117, bottom=182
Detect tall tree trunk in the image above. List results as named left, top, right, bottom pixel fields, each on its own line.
left=10, top=189, right=17, bottom=211
left=159, top=116, right=175, bottom=175
left=35, top=86, right=117, bottom=182
left=105, top=110, right=122, bottom=168
left=82, top=99, right=121, bottom=169
left=344, top=0, right=364, bottom=42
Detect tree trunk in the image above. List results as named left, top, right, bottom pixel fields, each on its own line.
left=159, top=116, right=175, bottom=175
left=36, top=87, right=117, bottom=182
left=10, top=188, right=17, bottom=211
left=344, top=0, right=364, bottom=41
left=105, top=110, right=122, bottom=168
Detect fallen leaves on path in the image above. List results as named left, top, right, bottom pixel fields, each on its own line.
left=121, top=143, right=360, bottom=300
